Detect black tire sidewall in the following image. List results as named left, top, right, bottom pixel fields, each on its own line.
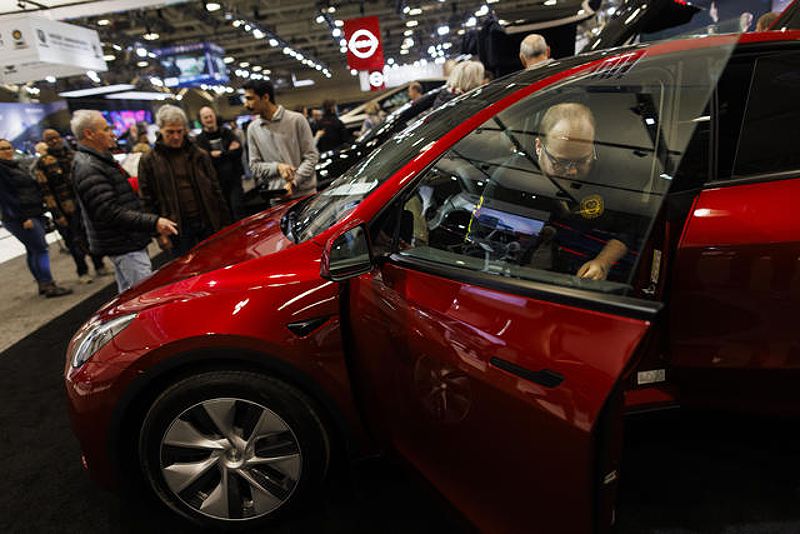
left=139, top=370, right=329, bottom=529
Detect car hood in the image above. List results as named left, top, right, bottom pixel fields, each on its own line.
left=98, top=203, right=303, bottom=314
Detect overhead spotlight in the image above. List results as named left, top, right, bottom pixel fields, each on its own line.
left=406, top=20, right=418, bottom=27
left=103, top=54, right=116, bottom=61
left=387, top=57, right=395, bottom=65
left=205, top=2, right=221, bottom=12
left=232, top=19, right=242, bottom=27
left=544, top=0, right=556, bottom=5
left=475, top=5, right=489, bottom=16
left=137, top=60, right=149, bottom=67
left=334, top=19, right=344, bottom=27
left=135, top=47, right=148, bottom=57
left=437, top=25, right=449, bottom=35
left=112, top=44, right=122, bottom=51
left=239, top=61, right=250, bottom=67
left=143, top=31, right=160, bottom=41
left=403, top=6, right=410, bottom=14
left=339, top=38, right=347, bottom=46
left=97, top=18, right=110, bottom=26
left=403, top=29, right=413, bottom=36
left=465, top=16, right=477, bottom=27
left=350, top=68, right=358, bottom=75
left=315, top=15, right=325, bottom=24
left=409, top=8, right=422, bottom=16
left=327, top=6, right=335, bottom=13
left=400, top=49, right=409, bottom=55
left=252, top=65, right=262, bottom=71
left=244, top=24, right=252, bottom=32
left=253, top=29, right=265, bottom=39
left=332, top=28, right=342, bottom=37
left=269, top=38, right=279, bottom=47
left=340, top=46, right=347, bottom=53
left=283, top=47, right=291, bottom=55
left=224, top=56, right=234, bottom=64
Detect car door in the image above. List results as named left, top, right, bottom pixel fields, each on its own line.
left=342, top=50, right=723, bottom=533
left=669, top=49, right=800, bottom=414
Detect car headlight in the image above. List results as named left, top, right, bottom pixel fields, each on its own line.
left=69, top=313, right=137, bottom=368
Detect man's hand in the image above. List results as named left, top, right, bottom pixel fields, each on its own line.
left=577, top=259, right=610, bottom=280
left=210, top=150, right=223, bottom=158
left=229, top=140, right=241, bottom=151
left=55, top=216, right=68, bottom=227
left=22, top=219, right=33, bottom=230
left=277, top=163, right=296, bottom=182
left=156, top=217, right=179, bottom=237
left=284, top=181, right=295, bottom=197
left=157, top=234, right=173, bottom=251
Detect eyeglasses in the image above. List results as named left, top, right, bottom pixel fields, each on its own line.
left=541, top=142, right=596, bottom=173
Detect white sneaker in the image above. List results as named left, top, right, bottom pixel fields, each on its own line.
left=78, top=274, right=94, bottom=284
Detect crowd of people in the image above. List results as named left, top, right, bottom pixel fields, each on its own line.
left=0, top=34, right=559, bottom=299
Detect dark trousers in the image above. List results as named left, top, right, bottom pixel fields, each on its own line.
left=57, top=217, right=104, bottom=276
left=4, top=216, right=53, bottom=284
left=222, top=180, right=245, bottom=221
left=170, top=218, right=214, bottom=257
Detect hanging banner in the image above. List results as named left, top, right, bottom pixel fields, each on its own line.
left=344, top=16, right=384, bottom=72
left=0, top=14, right=107, bottom=83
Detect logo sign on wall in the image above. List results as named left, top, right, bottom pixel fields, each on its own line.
left=344, top=16, right=384, bottom=72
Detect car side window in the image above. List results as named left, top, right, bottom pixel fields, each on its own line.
left=374, top=57, right=718, bottom=296
left=732, top=53, right=800, bottom=178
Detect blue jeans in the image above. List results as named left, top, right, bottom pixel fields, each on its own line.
left=4, top=216, right=53, bottom=284
left=109, top=249, right=152, bottom=293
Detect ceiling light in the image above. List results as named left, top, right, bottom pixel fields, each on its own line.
left=400, top=49, right=409, bottom=55
left=465, top=16, right=477, bottom=27
left=224, top=56, right=234, bottom=64
left=283, top=47, right=291, bottom=54
left=334, top=19, right=344, bottom=27
left=137, top=60, right=149, bottom=67
left=97, top=19, right=110, bottom=26
left=112, top=44, right=122, bottom=51
left=58, top=84, right=136, bottom=97
left=269, top=38, right=279, bottom=47
left=143, top=32, right=160, bottom=41
left=402, top=37, right=414, bottom=48
left=253, top=29, right=265, bottom=39
left=103, top=54, right=116, bottom=61
left=233, top=19, right=242, bottom=27
left=339, top=46, right=347, bottom=53
left=475, top=5, right=489, bottom=16
left=252, top=65, right=262, bottom=71
left=409, top=8, right=422, bottom=16
left=406, top=20, right=418, bottom=27
left=457, top=29, right=465, bottom=35
left=403, top=29, right=413, bottom=36
left=387, top=57, right=394, bottom=65
left=327, top=6, right=335, bottom=13
left=315, top=15, right=325, bottom=23
left=106, top=91, right=173, bottom=101
left=437, top=25, right=449, bottom=35
left=350, top=68, right=358, bottom=76
left=487, top=0, right=499, bottom=3
left=332, top=28, right=342, bottom=37
left=544, top=0, right=557, bottom=5
left=239, top=61, right=250, bottom=67
left=205, top=2, right=221, bottom=11
left=403, top=6, right=410, bottom=14
left=136, top=47, right=148, bottom=57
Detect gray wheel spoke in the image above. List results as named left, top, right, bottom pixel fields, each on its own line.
left=237, top=468, right=284, bottom=514
left=163, top=455, right=220, bottom=493
left=199, top=467, right=230, bottom=518
left=164, top=419, right=227, bottom=451
left=246, top=453, right=301, bottom=471
left=203, top=399, right=244, bottom=449
left=246, top=409, right=289, bottom=448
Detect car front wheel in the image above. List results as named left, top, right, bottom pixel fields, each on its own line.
left=138, top=370, right=330, bottom=528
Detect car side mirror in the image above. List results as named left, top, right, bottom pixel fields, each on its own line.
left=320, top=224, right=373, bottom=282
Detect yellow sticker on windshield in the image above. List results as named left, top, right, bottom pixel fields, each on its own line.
left=580, top=195, right=603, bottom=219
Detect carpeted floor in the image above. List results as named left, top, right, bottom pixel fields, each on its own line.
left=0, top=282, right=798, bottom=533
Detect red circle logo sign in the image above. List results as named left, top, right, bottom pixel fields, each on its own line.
left=348, top=28, right=379, bottom=59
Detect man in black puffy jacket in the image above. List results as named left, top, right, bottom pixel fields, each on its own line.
left=70, top=110, right=178, bottom=293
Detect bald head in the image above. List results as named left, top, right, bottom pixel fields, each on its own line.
left=536, top=103, right=596, bottom=178
left=520, top=34, right=549, bottom=69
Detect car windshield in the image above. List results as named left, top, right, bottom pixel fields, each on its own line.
left=289, top=66, right=564, bottom=242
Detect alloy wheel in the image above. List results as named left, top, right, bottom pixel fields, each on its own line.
left=159, top=397, right=302, bottom=521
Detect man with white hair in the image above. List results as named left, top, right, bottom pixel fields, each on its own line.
left=519, top=33, right=550, bottom=69
left=138, top=104, right=230, bottom=257
left=71, top=109, right=178, bottom=293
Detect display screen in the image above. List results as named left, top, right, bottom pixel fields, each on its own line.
left=156, top=42, right=229, bottom=88
left=101, top=109, right=153, bottom=138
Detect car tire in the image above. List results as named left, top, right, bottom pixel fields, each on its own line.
left=138, top=370, right=330, bottom=528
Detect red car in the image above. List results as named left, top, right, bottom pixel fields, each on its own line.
left=66, top=31, right=800, bottom=533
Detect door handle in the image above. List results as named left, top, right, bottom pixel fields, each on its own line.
left=490, top=357, right=564, bottom=388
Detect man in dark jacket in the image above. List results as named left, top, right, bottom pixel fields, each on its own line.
left=70, top=110, right=178, bottom=293
left=0, top=138, right=72, bottom=297
left=316, top=99, right=352, bottom=153
left=139, top=105, right=230, bottom=257
left=34, top=129, right=109, bottom=283
left=195, top=106, right=245, bottom=220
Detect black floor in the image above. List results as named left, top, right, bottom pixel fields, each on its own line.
left=1, top=283, right=799, bottom=533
